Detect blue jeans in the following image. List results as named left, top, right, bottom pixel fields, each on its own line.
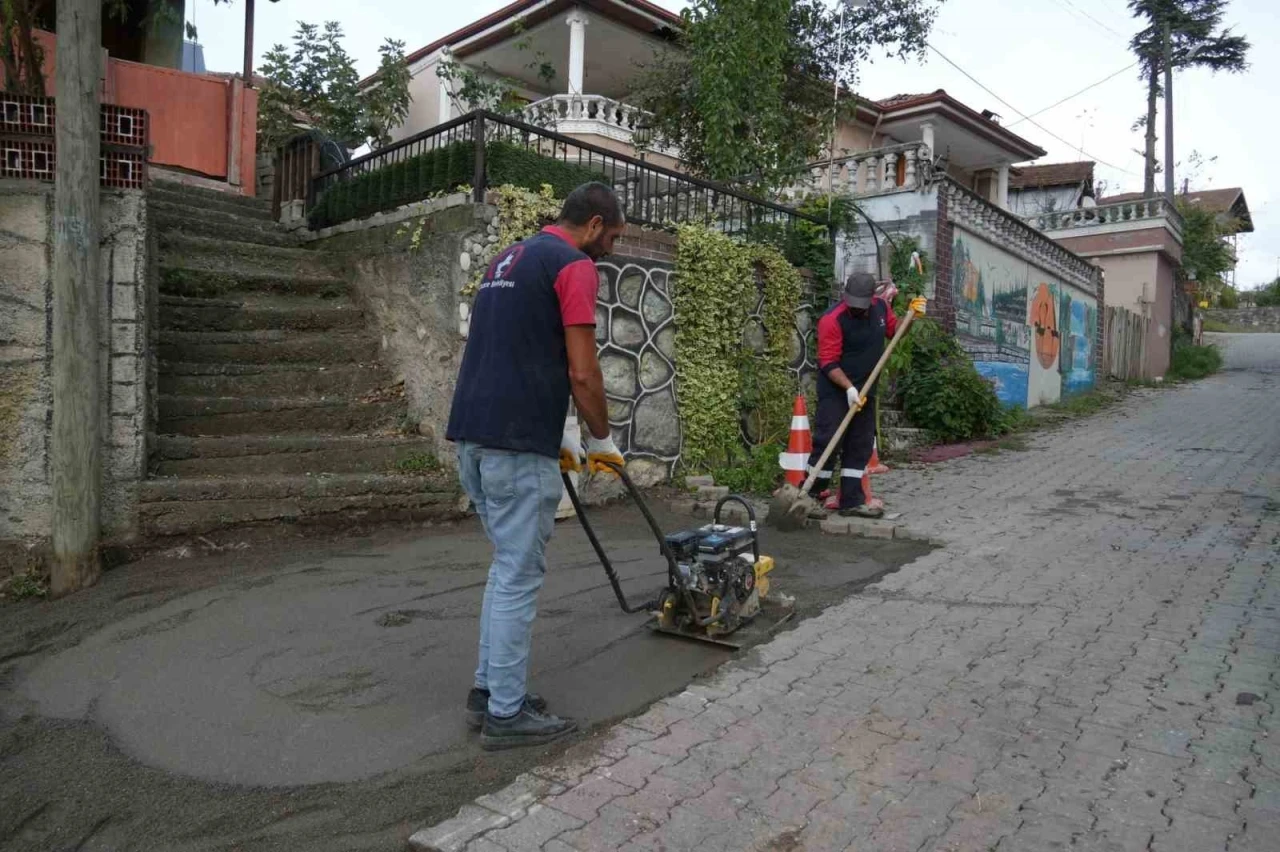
left=456, top=442, right=563, bottom=718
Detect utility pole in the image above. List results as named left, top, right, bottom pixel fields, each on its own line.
left=244, top=0, right=256, bottom=87
left=1163, top=20, right=1175, bottom=203
left=50, top=0, right=102, bottom=597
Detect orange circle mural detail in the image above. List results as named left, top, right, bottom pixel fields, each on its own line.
left=1031, top=283, right=1060, bottom=369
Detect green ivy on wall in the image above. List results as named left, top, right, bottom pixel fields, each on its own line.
left=672, top=224, right=803, bottom=472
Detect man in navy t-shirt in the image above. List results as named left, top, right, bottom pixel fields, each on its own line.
left=447, top=182, right=625, bottom=750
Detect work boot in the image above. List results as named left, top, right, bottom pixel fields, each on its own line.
left=480, top=699, right=577, bottom=751
left=466, top=688, right=547, bottom=731
left=839, top=503, right=884, bottom=519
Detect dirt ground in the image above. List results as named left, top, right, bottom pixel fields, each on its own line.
left=0, top=497, right=926, bottom=852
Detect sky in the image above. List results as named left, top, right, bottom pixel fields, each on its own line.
left=193, top=0, right=1280, bottom=290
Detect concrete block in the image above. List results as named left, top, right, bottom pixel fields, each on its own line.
left=0, top=187, right=50, bottom=242
left=0, top=240, right=51, bottom=307
left=110, top=412, right=142, bottom=449
left=112, top=242, right=139, bottom=288
left=110, top=320, right=140, bottom=355
left=820, top=515, right=897, bottom=539
left=685, top=475, right=715, bottom=489
left=111, top=282, right=138, bottom=321
left=474, top=772, right=564, bottom=820
left=110, top=354, right=138, bottom=386
left=407, top=805, right=511, bottom=852
left=110, top=381, right=139, bottom=416
left=0, top=298, right=45, bottom=348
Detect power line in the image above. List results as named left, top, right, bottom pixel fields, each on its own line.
left=926, top=43, right=1142, bottom=177
left=1055, top=0, right=1131, bottom=41
left=1006, top=62, right=1138, bottom=128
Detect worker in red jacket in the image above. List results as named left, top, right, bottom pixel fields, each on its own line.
left=806, top=272, right=924, bottom=519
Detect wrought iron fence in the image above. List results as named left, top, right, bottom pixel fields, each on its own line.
left=303, top=110, right=826, bottom=238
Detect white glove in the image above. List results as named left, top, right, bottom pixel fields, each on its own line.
left=846, top=386, right=863, bottom=410
left=586, top=433, right=625, bottom=476
left=559, top=429, right=584, bottom=473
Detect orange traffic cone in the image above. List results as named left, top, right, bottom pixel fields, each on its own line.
left=778, top=395, right=812, bottom=487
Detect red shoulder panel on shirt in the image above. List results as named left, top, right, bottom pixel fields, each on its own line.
left=555, top=258, right=599, bottom=326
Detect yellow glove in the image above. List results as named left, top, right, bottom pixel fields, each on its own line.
left=910, top=296, right=927, bottom=316
left=559, top=431, right=583, bottom=473
left=586, top=434, right=625, bottom=477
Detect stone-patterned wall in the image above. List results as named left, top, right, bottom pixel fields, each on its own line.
left=0, top=183, right=151, bottom=568
left=594, top=259, right=680, bottom=485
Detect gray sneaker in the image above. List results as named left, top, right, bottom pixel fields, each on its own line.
left=466, top=688, right=547, bottom=730
left=480, top=699, right=577, bottom=751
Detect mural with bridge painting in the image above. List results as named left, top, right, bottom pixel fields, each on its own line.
left=951, top=228, right=1097, bottom=407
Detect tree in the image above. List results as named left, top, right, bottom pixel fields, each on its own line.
left=434, top=26, right=556, bottom=119
left=2, top=1, right=279, bottom=96
left=1254, top=279, right=1280, bottom=307
left=257, top=21, right=409, bottom=153
left=1176, top=195, right=1239, bottom=302
left=635, top=0, right=941, bottom=191
left=1128, top=0, right=1248, bottom=197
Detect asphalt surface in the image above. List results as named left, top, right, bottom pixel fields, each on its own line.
left=0, top=496, right=926, bottom=852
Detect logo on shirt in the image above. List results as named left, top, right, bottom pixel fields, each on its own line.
left=481, top=245, right=524, bottom=292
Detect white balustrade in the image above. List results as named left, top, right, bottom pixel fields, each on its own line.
left=522, top=95, right=652, bottom=146
left=1029, top=196, right=1183, bottom=235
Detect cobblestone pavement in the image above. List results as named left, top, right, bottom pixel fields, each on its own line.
left=412, top=334, right=1280, bottom=852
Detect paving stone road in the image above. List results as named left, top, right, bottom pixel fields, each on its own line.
left=413, top=333, right=1280, bottom=852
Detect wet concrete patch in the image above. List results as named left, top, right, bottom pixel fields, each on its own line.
left=0, top=503, right=927, bottom=851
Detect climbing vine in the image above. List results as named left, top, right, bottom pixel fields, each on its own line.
left=745, top=245, right=803, bottom=444
left=671, top=224, right=803, bottom=471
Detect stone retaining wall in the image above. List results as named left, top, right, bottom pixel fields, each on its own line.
left=0, top=182, right=152, bottom=572
left=1205, top=306, right=1280, bottom=332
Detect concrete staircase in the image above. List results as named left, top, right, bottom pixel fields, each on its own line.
left=143, top=181, right=457, bottom=538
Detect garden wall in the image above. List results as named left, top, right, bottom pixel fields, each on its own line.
left=0, top=183, right=153, bottom=571
left=310, top=200, right=820, bottom=486
left=1204, top=306, right=1280, bottom=333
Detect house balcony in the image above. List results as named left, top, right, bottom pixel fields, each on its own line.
left=522, top=94, right=644, bottom=145
left=1028, top=196, right=1184, bottom=243
left=779, top=142, right=935, bottom=201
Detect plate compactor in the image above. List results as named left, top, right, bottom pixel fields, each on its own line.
left=561, top=463, right=794, bottom=649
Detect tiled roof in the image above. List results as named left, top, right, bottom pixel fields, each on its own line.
left=877, top=93, right=936, bottom=108
left=1008, top=161, right=1094, bottom=190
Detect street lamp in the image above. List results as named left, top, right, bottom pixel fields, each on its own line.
left=633, top=120, right=653, bottom=163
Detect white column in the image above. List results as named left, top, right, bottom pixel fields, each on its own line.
left=920, top=121, right=936, bottom=158
left=437, top=49, right=453, bottom=125
left=997, top=162, right=1010, bottom=209
left=566, top=8, right=589, bottom=95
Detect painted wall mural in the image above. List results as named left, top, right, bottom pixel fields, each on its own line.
left=952, top=232, right=1032, bottom=407
left=951, top=228, right=1097, bottom=407
left=1059, top=289, right=1099, bottom=396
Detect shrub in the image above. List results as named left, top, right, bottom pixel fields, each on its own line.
left=486, top=141, right=608, bottom=199
left=1168, top=332, right=1223, bottom=381
left=709, top=443, right=786, bottom=495
left=307, top=140, right=608, bottom=230
left=898, top=318, right=1009, bottom=443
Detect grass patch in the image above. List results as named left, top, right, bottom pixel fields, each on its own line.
left=706, top=443, right=785, bottom=496
left=1168, top=337, right=1224, bottom=381
left=395, top=452, right=442, bottom=475
left=1, top=568, right=49, bottom=601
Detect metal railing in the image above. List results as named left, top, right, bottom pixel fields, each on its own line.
left=301, top=110, right=826, bottom=237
